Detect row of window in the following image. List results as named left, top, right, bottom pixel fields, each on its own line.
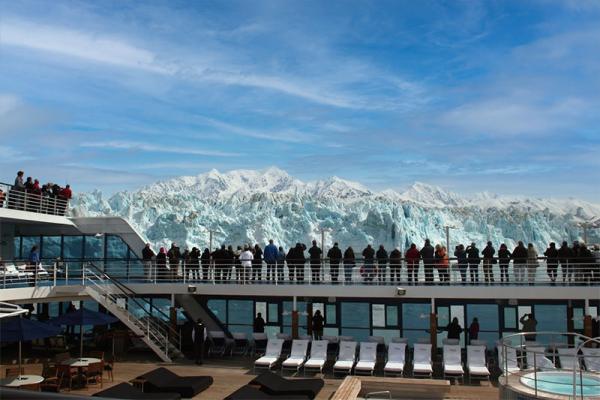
left=207, top=298, right=598, bottom=348
left=13, top=235, right=134, bottom=261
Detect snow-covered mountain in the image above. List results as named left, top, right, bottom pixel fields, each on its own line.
left=70, top=167, right=600, bottom=252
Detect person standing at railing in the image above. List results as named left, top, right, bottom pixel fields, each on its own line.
left=224, top=245, right=235, bottom=282
left=157, top=247, right=168, bottom=280
left=435, top=245, right=449, bottom=284
left=520, top=313, right=537, bottom=340
left=454, top=244, right=468, bottom=283
left=11, top=171, right=25, bottom=210
left=376, top=245, right=388, bottom=283
left=498, top=243, right=511, bottom=284
left=389, top=247, right=402, bottom=283
left=362, top=244, right=375, bottom=284
left=240, top=246, right=254, bottom=284
left=343, top=246, right=355, bottom=283
left=142, top=243, right=155, bottom=281
left=482, top=241, right=495, bottom=284
left=544, top=242, right=559, bottom=285
left=580, top=244, right=595, bottom=284
left=276, top=246, right=286, bottom=282
left=405, top=243, right=420, bottom=285
left=558, top=241, right=573, bottom=283
left=252, top=244, right=263, bottom=283
left=286, top=243, right=305, bottom=284
left=309, top=240, right=322, bottom=284
left=58, top=184, right=72, bottom=215
left=0, top=188, right=5, bottom=208
left=189, top=247, right=201, bottom=281
left=200, top=248, right=210, bottom=281
left=167, top=243, right=181, bottom=281
left=465, top=242, right=480, bottom=284
left=526, top=243, right=538, bottom=286
left=264, top=239, right=278, bottom=282
left=511, top=241, right=528, bottom=284
left=420, top=239, right=435, bottom=285
left=327, top=242, right=342, bottom=284
left=28, top=245, right=40, bottom=285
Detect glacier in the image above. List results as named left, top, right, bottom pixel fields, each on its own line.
left=69, top=167, right=600, bottom=253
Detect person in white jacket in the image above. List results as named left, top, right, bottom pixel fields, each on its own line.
left=527, top=243, right=538, bottom=285
left=239, top=246, right=254, bottom=284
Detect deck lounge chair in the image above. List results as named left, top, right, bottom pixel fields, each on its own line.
left=250, top=371, right=324, bottom=399
left=333, top=341, right=357, bottom=376
left=254, top=338, right=284, bottom=372
left=136, top=367, right=213, bottom=398
left=466, top=345, right=490, bottom=381
left=224, top=385, right=310, bottom=400
left=496, top=345, right=520, bottom=374
left=443, top=345, right=464, bottom=381
left=582, top=348, right=600, bottom=372
left=304, top=340, right=328, bottom=375
left=384, top=342, right=406, bottom=377
left=412, top=344, right=433, bottom=378
left=282, top=340, right=309, bottom=374
left=557, top=348, right=579, bottom=370
left=252, top=333, right=268, bottom=356
left=93, top=382, right=181, bottom=399
left=231, top=332, right=249, bottom=356
left=354, top=342, right=377, bottom=375
left=208, top=331, right=228, bottom=356
left=526, top=347, right=556, bottom=370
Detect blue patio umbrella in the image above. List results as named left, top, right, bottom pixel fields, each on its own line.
left=49, top=307, right=118, bottom=358
left=0, top=316, right=61, bottom=376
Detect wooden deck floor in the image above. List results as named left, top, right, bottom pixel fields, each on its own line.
left=3, top=358, right=500, bottom=399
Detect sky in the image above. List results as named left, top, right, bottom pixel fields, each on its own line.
left=0, top=0, right=599, bottom=200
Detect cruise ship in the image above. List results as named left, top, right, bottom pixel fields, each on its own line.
left=0, top=181, right=599, bottom=400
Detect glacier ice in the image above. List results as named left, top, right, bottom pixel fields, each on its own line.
left=69, top=167, right=600, bottom=253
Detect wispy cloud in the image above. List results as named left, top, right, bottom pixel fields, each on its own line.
left=80, top=140, right=239, bottom=157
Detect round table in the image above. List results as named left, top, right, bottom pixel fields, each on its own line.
left=61, top=357, right=101, bottom=368
left=0, top=375, right=44, bottom=387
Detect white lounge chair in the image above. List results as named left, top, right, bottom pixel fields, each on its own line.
left=582, top=348, right=600, bottom=372
left=304, top=340, right=328, bottom=375
left=497, top=345, right=520, bottom=374
left=526, top=346, right=556, bottom=370
left=557, top=348, right=578, bottom=370
left=412, top=343, right=433, bottom=378
left=281, top=340, right=309, bottom=374
left=467, top=345, right=490, bottom=381
left=254, top=338, right=284, bottom=371
left=354, top=342, right=377, bottom=375
left=443, top=345, right=464, bottom=382
left=333, top=341, right=357, bottom=376
left=384, top=342, right=406, bottom=377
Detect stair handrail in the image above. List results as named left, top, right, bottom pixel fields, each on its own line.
left=84, top=268, right=172, bottom=350
left=84, top=262, right=180, bottom=352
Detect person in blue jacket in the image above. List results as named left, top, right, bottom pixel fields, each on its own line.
left=263, top=239, right=279, bottom=282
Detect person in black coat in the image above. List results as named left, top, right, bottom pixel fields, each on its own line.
left=446, top=317, right=463, bottom=340
left=312, top=310, right=324, bottom=340
left=252, top=244, right=263, bottom=282
left=497, top=243, right=511, bottom=284
left=167, top=243, right=181, bottom=281
left=142, top=243, right=155, bottom=281
left=465, top=242, right=480, bottom=284
left=454, top=244, right=468, bottom=283
left=200, top=248, right=211, bottom=281
left=287, top=243, right=306, bottom=284
left=419, top=239, right=435, bottom=285
left=308, top=240, right=322, bottom=283
left=389, top=247, right=402, bottom=283
left=327, top=243, right=342, bottom=283
left=156, top=247, right=168, bottom=281
left=482, top=241, right=495, bottom=284
left=189, top=247, right=201, bottom=280
left=362, top=245, right=375, bottom=283
left=343, top=247, right=355, bottom=283
left=558, top=241, right=573, bottom=282
left=511, top=241, right=528, bottom=284
left=253, top=313, right=265, bottom=333
left=192, top=318, right=205, bottom=364
left=544, top=242, right=559, bottom=285
left=376, top=245, right=388, bottom=283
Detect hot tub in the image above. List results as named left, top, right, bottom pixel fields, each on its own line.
left=520, top=371, right=600, bottom=397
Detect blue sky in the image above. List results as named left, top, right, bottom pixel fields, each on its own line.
left=0, top=0, right=599, bottom=200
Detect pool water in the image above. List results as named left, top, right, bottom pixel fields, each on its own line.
left=520, top=372, right=600, bottom=397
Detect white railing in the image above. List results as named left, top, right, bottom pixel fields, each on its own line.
left=1, top=258, right=598, bottom=289
left=498, top=332, right=600, bottom=399
left=0, top=182, right=69, bottom=216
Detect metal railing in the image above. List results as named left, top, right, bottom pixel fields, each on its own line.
left=498, top=332, right=600, bottom=399
left=0, top=257, right=598, bottom=289
left=0, top=182, right=69, bottom=216
left=83, top=262, right=180, bottom=360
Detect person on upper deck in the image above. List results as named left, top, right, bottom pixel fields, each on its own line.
left=482, top=241, right=495, bottom=284
left=201, top=248, right=210, bottom=281
left=420, top=239, right=435, bottom=285
left=497, top=243, right=511, bottom=284
left=362, top=244, right=375, bottom=283
left=309, top=240, right=322, bottom=283
left=264, top=239, right=278, bottom=282
left=327, top=242, right=342, bottom=283
left=527, top=243, right=538, bottom=286
left=454, top=244, right=468, bottom=283
left=544, top=242, right=559, bottom=285
left=435, top=244, right=449, bottom=284
left=239, top=246, right=254, bottom=284
left=252, top=244, right=263, bottom=282
left=405, top=243, right=420, bottom=285
left=142, top=243, right=155, bottom=280
left=512, top=241, right=528, bottom=284
left=14, top=171, right=25, bottom=190
left=156, top=247, right=168, bottom=278
left=343, top=246, right=355, bottom=283
left=167, top=243, right=181, bottom=280
left=389, top=247, right=402, bottom=283
left=376, top=245, right=388, bottom=283
left=466, top=242, right=480, bottom=284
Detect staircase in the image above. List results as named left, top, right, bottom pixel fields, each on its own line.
left=83, top=264, right=182, bottom=363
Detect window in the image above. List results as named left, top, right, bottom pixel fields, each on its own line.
left=268, top=303, right=279, bottom=323
left=504, top=307, right=517, bottom=329
left=517, top=306, right=532, bottom=330
left=207, top=299, right=227, bottom=323
left=402, top=303, right=431, bottom=345
left=106, top=235, right=129, bottom=259
left=84, top=236, right=104, bottom=259
left=342, top=302, right=369, bottom=328
left=21, top=236, right=40, bottom=256
left=13, top=237, right=21, bottom=259
left=386, top=306, right=398, bottom=326
left=228, top=300, right=253, bottom=325
left=326, top=304, right=337, bottom=325
left=535, top=305, right=567, bottom=342
left=372, top=304, right=385, bottom=327
left=42, top=236, right=61, bottom=259
left=63, top=236, right=83, bottom=259
left=256, top=302, right=267, bottom=318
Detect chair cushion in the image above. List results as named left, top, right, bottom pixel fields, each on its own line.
left=444, top=364, right=464, bottom=374
left=282, top=357, right=305, bottom=367
left=468, top=366, right=490, bottom=376
left=384, top=362, right=404, bottom=372
left=413, top=363, right=433, bottom=373
left=333, top=361, right=354, bottom=370
left=255, top=356, right=278, bottom=367
left=249, top=372, right=324, bottom=399
left=354, top=361, right=375, bottom=371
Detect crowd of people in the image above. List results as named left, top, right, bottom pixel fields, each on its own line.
left=141, top=238, right=600, bottom=285
left=0, top=171, right=72, bottom=214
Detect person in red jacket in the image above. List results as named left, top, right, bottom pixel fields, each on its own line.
left=59, top=184, right=72, bottom=200
left=405, top=243, right=421, bottom=285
